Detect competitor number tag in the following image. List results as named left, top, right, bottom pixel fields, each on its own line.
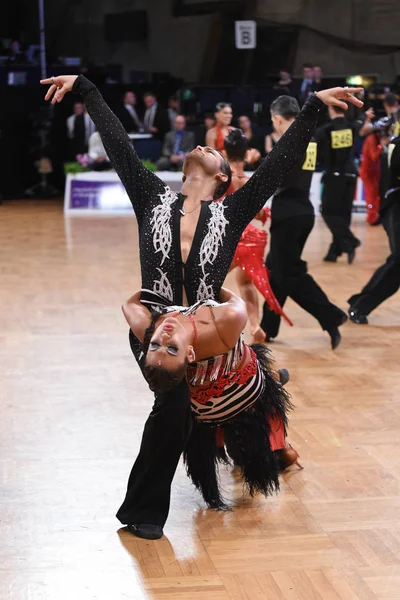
left=302, top=141, right=317, bottom=171
left=331, top=129, right=353, bottom=149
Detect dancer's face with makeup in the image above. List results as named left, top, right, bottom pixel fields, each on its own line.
left=145, top=316, right=195, bottom=372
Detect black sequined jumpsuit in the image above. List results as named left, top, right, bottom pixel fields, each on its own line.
left=72, top=75, right=323, bottom=527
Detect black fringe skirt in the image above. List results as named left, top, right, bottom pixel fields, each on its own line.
left=183, top=344, right=293, bottom=509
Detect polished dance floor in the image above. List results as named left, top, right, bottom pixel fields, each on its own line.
left=1, top=200, right=400, bottom=599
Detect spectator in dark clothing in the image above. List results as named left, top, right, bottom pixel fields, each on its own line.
left=156, top=115, right=195, bottom=171
left=313, top=65, right=324, bottom=92
left=383, top=93, right=399, bottom=118
left=273, top=69, right=295, bottom=96
left=296, top=64, right=315, bottom=105
left=66, top=101, right=95, bottom=159
left=167, top=96, right=180, bottom=127
left=238, top=115, right=264, bottom=158
left=118, top=91, right=143, bottom=133
left=143, top=92, right=170, bottom=141
left=196, top=112, right=216, bottom=145
left=6, top=39, right=26, bottom=65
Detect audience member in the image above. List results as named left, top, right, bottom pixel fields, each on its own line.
left=297, top=63, right=315, bottom=105
left=383, top=93, right=399, bottom=117
left=88, top=131, right=112, bottom=171
left=237, top=115, right=262, bottom=163
left=204, top=113, right=216, bottom=131
left=118, top=91, right=142, bottom=133
left=265, top=126, right=281, bottom=154
left=205, top=102, right=233, bottom=151
left=143, top=92, right=170, bottom=141
left=156, top=115, right=195, bottom=171
left=273, top=69, right=295, bottom=95
left=66, top=102, right=95, bottom=160
left=167, top=96, right=180, bottom=127
left=5, top=40, right=26, bottom=65
left=313, top=65, right=324, bottom=92
left=196, top=112, right=216, bottom=145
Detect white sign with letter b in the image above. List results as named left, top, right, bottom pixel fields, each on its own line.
left=235, top=21, right=256, bottom=49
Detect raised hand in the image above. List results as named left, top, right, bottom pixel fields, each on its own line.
left=315, top=87, right=364, bottom=110
left=40, top=75, right=79, bottom=104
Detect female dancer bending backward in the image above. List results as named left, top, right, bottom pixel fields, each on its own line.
left=122, top=286, right=299, bottom=510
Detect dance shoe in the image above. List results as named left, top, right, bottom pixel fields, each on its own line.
left=127, top=524, right=163, bottom=540
left=323, top=251, right=338, bottom=263
left=348, top=307, right=368, bottom=325
left=278, top=368, right=290, bottom=386
left=328, top=327, right=341, bottom=350
left=347, top=248, right=356, bottom=264
left=326, top=312, right=348, bottom=350
left=276, top=444, right=304, bottom=472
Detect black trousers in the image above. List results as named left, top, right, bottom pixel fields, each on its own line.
left=261, top=214, right=345, bottom=338
left=321, top=173, right=360, bottom=255
left=116, top=330, right=193, bottom=527
left=348, top=202, right=400, bottom=315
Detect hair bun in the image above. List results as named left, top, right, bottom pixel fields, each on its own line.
left=225, top=127, right=247, bottom=145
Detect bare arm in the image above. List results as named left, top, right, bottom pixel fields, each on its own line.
left=211, top=288, right=248, bottom=349
left=205, top=127, right=217, bottom=148
left=122, top=292, right=152, bottom=342
left=265, top=134, right=273, bottom=154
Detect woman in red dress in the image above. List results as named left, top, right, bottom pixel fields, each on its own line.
left=359, top=131, right=383, bottom=225
left=205, top=102, right=233, bottom=151
left=224, top=129, right=293, bottom=343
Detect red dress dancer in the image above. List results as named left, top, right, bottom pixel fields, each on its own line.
left=231, top=201, right=293, bottom=328
left=205, top=102, right=233, bottom=151
left=215, top=124, right=225, bottom=152
left=220, top=131, right=298, bottom=470
left=359, top=132, right=382, bottom=225
left=226, top=175, right=293, bottom=342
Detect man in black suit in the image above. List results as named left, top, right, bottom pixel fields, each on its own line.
left=313, top=65, right=324, bottom=92
left=297, top=64, right=315, bottom=105
left=143, top=92, right=170, bottom=141
left=156, top=115, right=195, bottom=171
left=66, top=101, right=95, bottom=159
left=118, top=91, right=142, bottom=133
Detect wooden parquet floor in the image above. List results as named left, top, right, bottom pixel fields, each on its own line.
left=1, top=200, right=400, bottom=600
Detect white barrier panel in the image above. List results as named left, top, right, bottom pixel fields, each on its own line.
left=64, top=170, right=366, bottom=216
left=64, top=171, right=184, bottom=214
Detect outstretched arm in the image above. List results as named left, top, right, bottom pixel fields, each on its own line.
left=41, top=75, right=165, bottom=223
left=225, top=87, right=364, bottom=225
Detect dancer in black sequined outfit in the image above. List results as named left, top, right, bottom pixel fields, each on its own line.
left=41, top=75, right=363, bottom=539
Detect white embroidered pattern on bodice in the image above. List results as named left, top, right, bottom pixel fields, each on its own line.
left=151, top=186, right=177, bottom=265
left=196, top=200, right=229, bottom=300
